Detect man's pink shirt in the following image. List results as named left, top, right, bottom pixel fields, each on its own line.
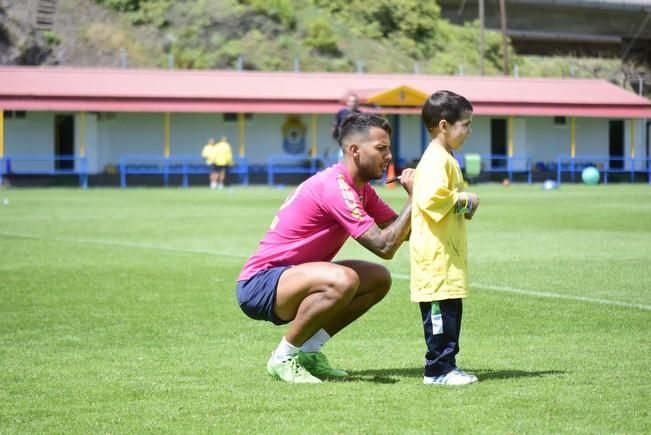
left=238, top=163, right=397, bottom=281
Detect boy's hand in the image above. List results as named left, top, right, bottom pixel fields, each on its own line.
left=464, top=192, right=479, bottom=220
left=399, top=168, right=415, bottom=196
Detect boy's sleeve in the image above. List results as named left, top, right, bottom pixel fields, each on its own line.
left=413, top=159, right=460, bottom=223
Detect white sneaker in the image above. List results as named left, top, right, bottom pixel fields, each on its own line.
left=423, top=368, right=478, bottom=385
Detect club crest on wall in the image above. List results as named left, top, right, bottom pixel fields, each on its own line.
left=282, top=115, right=307, bottom=155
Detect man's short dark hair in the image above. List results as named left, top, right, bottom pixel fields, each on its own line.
left=338, top=112, right=392, bottom=146
left=421, top=90, right=473, bottom=132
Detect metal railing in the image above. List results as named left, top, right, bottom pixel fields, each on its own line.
left=119, top=154, right=248, bottom=188
left=456, top=154, right=533, bottom=184
left=267, top=155, right=328, bottom=186
left=0, top=154, right=88, bottom=188
left=556, top=155, right=651, bottom=184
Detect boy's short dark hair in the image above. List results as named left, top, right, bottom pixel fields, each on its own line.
left=338, top=112, right=392, bottom=146
left=422, top=90, right=473, bottom=132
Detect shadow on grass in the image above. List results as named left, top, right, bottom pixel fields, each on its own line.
left=337, top=367, right=420, bottom=384
left=339, top=367, right=565, bottom=384
left=473, top=369, right=566, bottom=381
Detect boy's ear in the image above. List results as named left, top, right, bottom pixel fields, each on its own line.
left=438, top=119, right=448, bottom=133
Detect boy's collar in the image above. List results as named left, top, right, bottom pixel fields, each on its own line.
left=430, top=139, right=454, bottom=155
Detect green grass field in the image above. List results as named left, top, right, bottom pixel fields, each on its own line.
left=1, top=184, right=650, bottom=434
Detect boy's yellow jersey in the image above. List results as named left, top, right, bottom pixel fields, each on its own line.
left=410, top=142, right=468, bottom=302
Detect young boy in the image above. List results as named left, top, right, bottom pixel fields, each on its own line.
left=410, top=90, right=479, bottom=385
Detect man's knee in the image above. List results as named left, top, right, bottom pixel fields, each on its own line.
left=326, top=267, right=359, bottom=302
left=370, top=265, right=392, bottom=299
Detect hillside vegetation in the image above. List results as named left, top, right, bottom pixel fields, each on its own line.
left=0, top=0, right=629, bottom=84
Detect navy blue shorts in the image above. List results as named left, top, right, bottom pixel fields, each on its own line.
left=236, top=266, right=291, bottom=325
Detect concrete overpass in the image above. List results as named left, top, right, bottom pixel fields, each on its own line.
left=438, top=0, right=651, bottom=64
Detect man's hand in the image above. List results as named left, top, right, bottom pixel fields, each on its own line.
left=398, top=168, right=415, bottom=196
left=356, top=170, right=414, bottom=259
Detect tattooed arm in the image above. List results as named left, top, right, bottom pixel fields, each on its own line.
left=356, top=200, right=412, bottom=259
left=356, top=169, right=414, bottom=259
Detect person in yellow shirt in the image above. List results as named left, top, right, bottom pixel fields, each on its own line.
left=410, top=90, right=479, bottom=386
left=202, top=136, right=233, bottom=189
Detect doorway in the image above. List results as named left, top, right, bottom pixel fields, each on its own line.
left=55, top=115, right=74, bottom=170
left=609, top=120, right=624, bottom=170
left=491, top=119, right=507, bottom=168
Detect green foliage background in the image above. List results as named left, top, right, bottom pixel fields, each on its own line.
left=90, top=0, right=623, bottom=79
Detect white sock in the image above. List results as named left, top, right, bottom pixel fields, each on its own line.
left=272, top=337, right=300, bottom=363
left=210, top=181, right=217, bottom=189
left=300, top=329, right=331, bottom=353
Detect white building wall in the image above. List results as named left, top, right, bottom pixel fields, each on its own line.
left=5, top=111, right=94, bottom=173
left=514, top=117, right=558, bottom=162
left=237, top=114, right=342, bottom=165
left=4, top=111, right=55, bottom=171
left=168, top=113, right=223, bottom=156
left=461, top=116, right=491, bottom=155
left=95, top=112, right=343, bottom=168
left=97, top=114, right=115, bottom=171
left=4, top=111, right=53, bottom=154
left=508, top=116, right=611, bottom=164
left=101, top=112, right=166, bottom=162
left=577, top=118, right=609, bottom=156
left=397, top=115, right=422, bottom=165
left=3, top=110, right=648, bottom=175
left=514, top=117, right=528, bottom=153
left=240, top=114, right=288, bottom=164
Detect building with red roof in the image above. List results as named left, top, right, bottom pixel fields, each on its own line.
left=0, top=66, right=649, bottom=183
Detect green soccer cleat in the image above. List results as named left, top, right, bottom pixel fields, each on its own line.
left=266, top=354, right=322, bottom=384
left=298, top=351, right=349, bottom=379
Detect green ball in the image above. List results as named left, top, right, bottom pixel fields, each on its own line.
left=581, top=166, right=600, bottom=185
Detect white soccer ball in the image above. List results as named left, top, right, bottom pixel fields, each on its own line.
left=542, top=180, right=558, bottom=190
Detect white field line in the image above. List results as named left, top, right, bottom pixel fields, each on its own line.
left=3, top=230, right=650, bottom=312
left=0, top=230, right=249, bottom=259
left=392, top=273, right=651, bottom=312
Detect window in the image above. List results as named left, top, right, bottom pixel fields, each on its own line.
left=3, top=110, right=27, bottom=119
left=553, top=116, right=566, bottom=126
left=223, top=113, right=253, bottom=122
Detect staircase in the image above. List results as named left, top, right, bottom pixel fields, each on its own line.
left=35, top=0, right=57, bottom=31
